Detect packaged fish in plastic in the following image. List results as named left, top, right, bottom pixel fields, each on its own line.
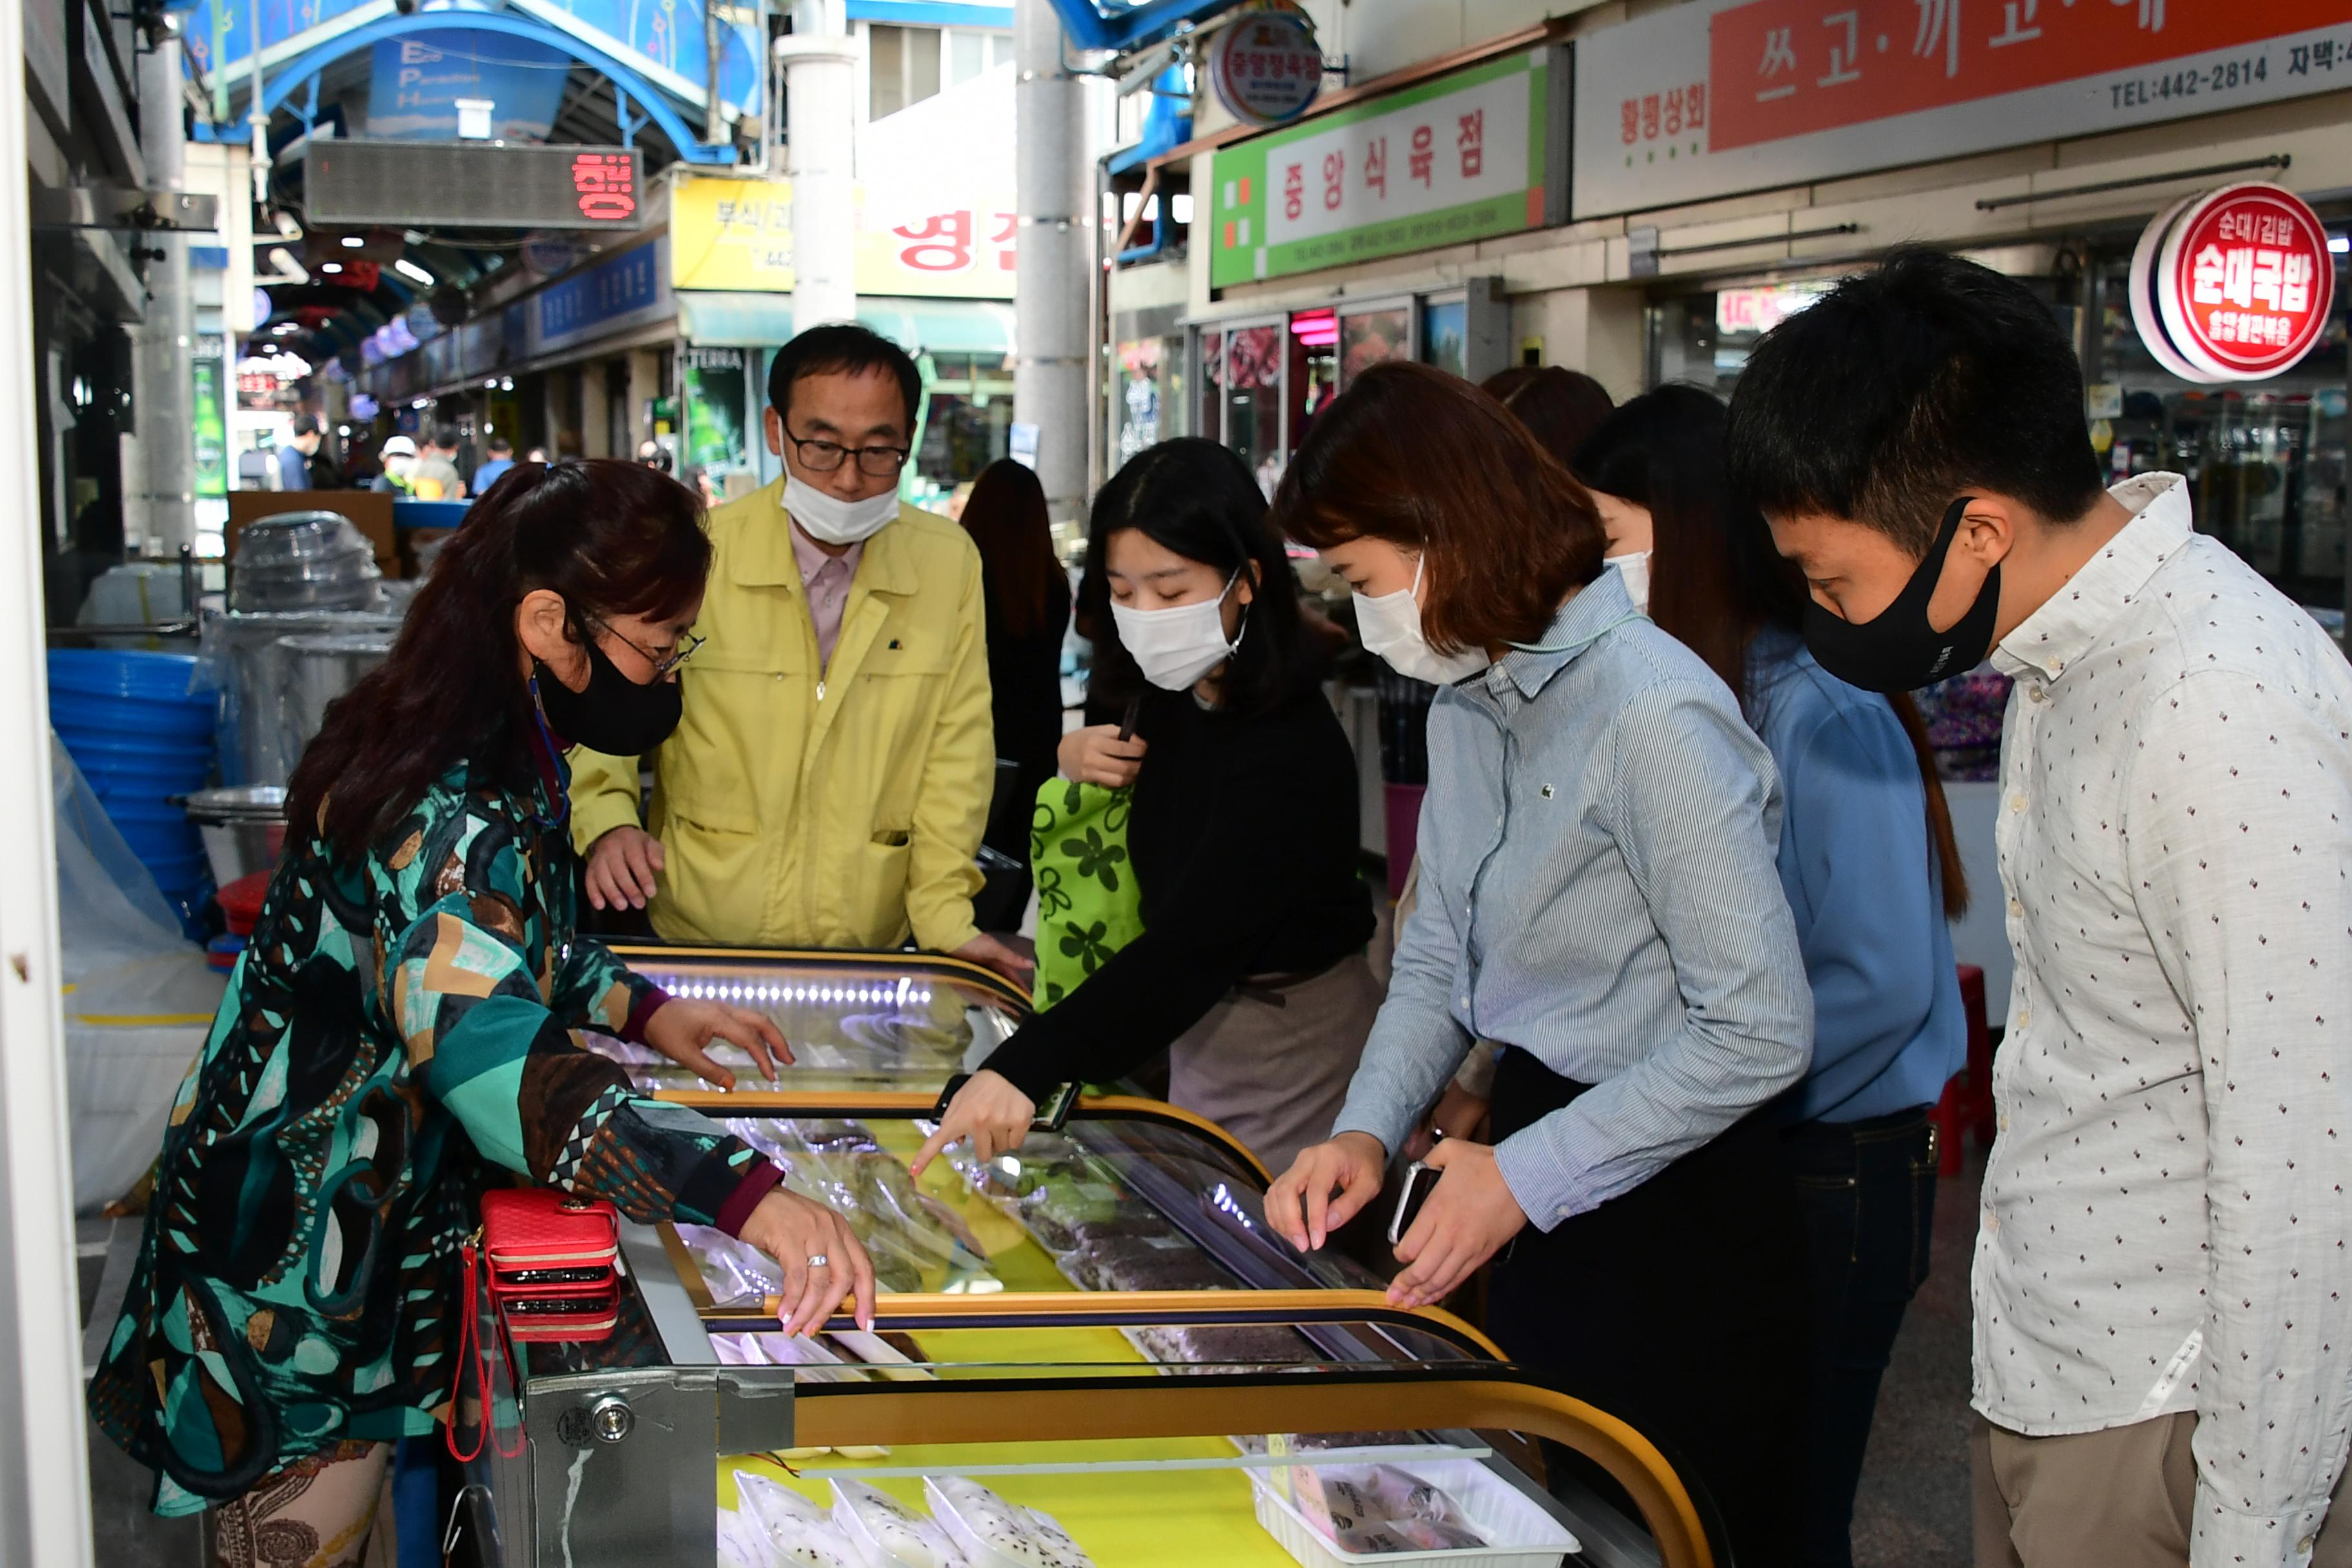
left=719, top=1504, right=769, bottom=1568
left=734, top=1471, right=863, bottom=1567
left=1132, top=1322, right=1317, bottom=1371
left=828, top=1479, right=967, bottom=1568
left=923, top=1477, right=1095, bottom=1568
left=682, top=1226, right=787, bottom=1305
left=1291, top=1465, right=1488, bottom=1554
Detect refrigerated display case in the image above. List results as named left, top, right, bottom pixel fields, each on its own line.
left=472, top=948, right=1716, bottom=1565
left=465, top=1083, right=1717, bottom=1567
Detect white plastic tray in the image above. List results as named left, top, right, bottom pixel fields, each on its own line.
left=1250, top=1459, right=1578, bottom=1568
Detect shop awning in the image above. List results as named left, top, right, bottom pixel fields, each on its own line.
left=676, top=292, right=1017, bottom=357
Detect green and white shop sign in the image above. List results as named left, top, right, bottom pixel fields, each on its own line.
left=1207, top=46, right=1567, bottom=290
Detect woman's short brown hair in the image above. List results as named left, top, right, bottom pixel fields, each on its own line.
left=1275, top=361, right=1608, bottom=652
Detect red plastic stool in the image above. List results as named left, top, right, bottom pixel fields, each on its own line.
left=1931, top=964, right=1994, bottom=1177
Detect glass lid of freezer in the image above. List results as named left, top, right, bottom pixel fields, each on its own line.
left=594, top=945, right=1029, bottom=1092
left=653, top=1097, right=1389, bottom=1308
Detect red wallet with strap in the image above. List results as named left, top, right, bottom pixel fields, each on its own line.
left=447, top=1188, right=623, bottom=1462
left=482, top=1188, right=622, bottom=1343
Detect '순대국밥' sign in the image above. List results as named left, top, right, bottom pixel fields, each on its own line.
left=1208, top=48, right=1565, bottom=288
left=2130, top=183, right=2336, bottom=384
left=1573, top=0, right=2352, bottom=218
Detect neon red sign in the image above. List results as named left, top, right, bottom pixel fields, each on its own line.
left=570, top=152, right=640, bottom=224
left=2132, top=182, right=2335, bottom=383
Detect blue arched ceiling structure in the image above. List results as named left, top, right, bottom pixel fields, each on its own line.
left=255, top=10, right=736, bottom=166
left=226, top=9, right=740, bottom=378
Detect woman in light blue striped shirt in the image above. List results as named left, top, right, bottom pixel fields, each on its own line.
left=1576, top=386, right=1969, bottom=1568
left=1267, top=362, right=1814, bottom=1565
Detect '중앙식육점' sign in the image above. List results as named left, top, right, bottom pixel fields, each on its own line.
left=2130, top=183, right=2336, bottom=383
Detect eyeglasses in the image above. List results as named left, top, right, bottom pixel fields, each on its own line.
left=783, top=427, right=911, bottom=478
left=591, top=619, right=704, bottom=678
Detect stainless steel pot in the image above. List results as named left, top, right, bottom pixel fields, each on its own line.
left=179, top=785, right=288, bottom=885
left=278, top=633, right=395, bottom=755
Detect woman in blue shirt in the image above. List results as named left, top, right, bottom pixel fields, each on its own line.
left=1268, top=363, right=1814, bottom=1567
left=1576, top=385, right=1969, bottom=1568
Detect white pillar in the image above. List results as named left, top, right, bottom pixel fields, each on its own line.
left=777, top=10, right=859, bottom=336
left=126, top=21, right=197, bottom=551
left=1013, top=0, right=1089, bottom=527
left=0, top=0, right=101, bottom=1554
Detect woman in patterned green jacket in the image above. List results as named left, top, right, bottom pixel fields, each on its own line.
left=89, top=459, right=874, bottom=1564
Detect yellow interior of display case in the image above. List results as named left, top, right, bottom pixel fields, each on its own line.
left=718, top=1439, right=1302, bottom=1566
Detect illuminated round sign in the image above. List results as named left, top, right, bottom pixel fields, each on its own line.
left=2131, top=183, right=2335, bottom=383
left=1208, top=6, right=1323, bottom=129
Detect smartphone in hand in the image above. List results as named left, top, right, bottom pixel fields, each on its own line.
left=1387, top=1159, right=1439, bottom=1247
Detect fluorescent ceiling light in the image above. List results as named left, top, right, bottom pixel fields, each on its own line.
left=393, top=258, right=435, bottom=286
left=340, top=235, right=366, bottom=249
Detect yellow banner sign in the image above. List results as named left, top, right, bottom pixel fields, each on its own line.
left=669, top=174, right=1018, bottom=300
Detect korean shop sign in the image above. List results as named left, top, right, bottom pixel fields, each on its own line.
left=1207, top=6, right=1324, bottom=128
left=671, top=66, right=1017, bottom=300
left=2130, top=184, right=2336, bottom=383
left=1209, top=48, right=1565, bottom=289
left=1573, top=0, right=2352, bottom=219
left=671, top=175, right=1016, bottom=300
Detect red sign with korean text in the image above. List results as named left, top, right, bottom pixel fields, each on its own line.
left=569, top=151, right=640, bottom=224
left=1707, top=0, right=2350, bottom=153
left=2137, top=184, right=2335, bottom=382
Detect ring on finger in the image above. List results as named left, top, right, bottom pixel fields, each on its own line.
left=807, top=1254, right=830, bottom=1269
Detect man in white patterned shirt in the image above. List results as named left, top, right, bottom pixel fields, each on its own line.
left=1728, top=249, right=2352, bottom=1568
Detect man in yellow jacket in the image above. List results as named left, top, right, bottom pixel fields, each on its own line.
left=571, top=324, right=1025, bottom=977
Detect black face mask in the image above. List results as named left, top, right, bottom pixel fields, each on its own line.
left=1803, top=496, right=2003, bottom=694
left=533, top=627, right=683, bottom=756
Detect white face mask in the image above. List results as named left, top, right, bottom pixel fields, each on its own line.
left=1607, top=549, right=1653, bottom=615
left=1110, top=572, right=1246, bottom=691
left=1353, top=554, right=1487, bottom=686
left=784, top=473, right=899, bottom=546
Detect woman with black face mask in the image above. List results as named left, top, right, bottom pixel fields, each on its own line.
left=88, top=460, right=876, bottom=1559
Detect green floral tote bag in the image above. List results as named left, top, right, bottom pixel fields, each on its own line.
left=1029, top=776, right=1144, bottom=1010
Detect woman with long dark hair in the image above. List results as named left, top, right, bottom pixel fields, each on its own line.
left=89, top=460, right=874, bottom=1557
left=961, top=458, right=1073, bottom=909
left=1264, top=364, right=1813, bottom=1566
left=914, top=438, right=1377, bottom=1179
left=1479, top=364, right=1614, bottom=466
left=1572, top=384, right=1968, bottom=1568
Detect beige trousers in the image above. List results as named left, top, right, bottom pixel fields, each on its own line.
left=1167, top=952, right=1383, bottom=1179
left=1974, top=1415, right=2352, bottom=1568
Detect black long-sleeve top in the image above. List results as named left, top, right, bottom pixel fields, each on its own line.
left=982, top=681, right=1377, bottom=1102
left=984, top=567, right=1073, bottom=786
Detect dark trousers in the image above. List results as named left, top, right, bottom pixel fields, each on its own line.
left=1781, top=1108, right=1939, bottom=1568
left=1484, top=1048, right=1811, bottom=1568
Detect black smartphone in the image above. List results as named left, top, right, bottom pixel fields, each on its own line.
left=504, top=1294, right=612, bottom=1317
left=500, top=1266, right=610, bottom=1287
left=1387, top=1160, right=1439, bottom=1247
left=931, top=1073, right=1082, bottom=1132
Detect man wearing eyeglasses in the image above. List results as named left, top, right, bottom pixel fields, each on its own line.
left=569, top=323, right=1024, bottom=981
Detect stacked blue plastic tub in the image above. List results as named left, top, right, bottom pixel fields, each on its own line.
left=49, top=649, right=219, bottom=922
